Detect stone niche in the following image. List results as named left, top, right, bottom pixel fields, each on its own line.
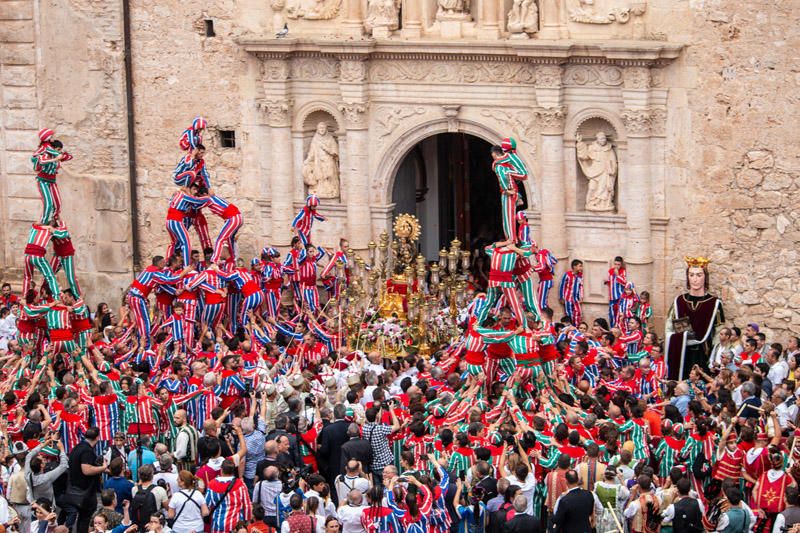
left=574, top=116, right=619, bottom=214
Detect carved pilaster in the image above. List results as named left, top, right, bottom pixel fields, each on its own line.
left=623, top=66, right=651, bottom=89
left=340, top=59, right=367, bottom=83
left=533, top=106, right=567, bottom=135
left=258, top=98, right=293, bottom=127
left=621, top=108, right=652, bottom=137
left=649, top=107, right=666, bottom=137
left=534, top=65, right=563, bottom=88
left=338, top=102, right=369, bottom=130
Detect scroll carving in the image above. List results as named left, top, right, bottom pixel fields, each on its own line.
left=621, top=108, right=652, bottom=137
left=369, top=61, right=536, bottom=84
left=375, top=106, right=426, bottom=147
left=564, top=65, right=624, bottom=86
left=291, top=58, right=340, bottom=80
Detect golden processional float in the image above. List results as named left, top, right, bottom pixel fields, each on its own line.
left=329, top=213, right=473, bottom=359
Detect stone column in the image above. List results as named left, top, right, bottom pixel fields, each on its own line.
left=538, top=0, right=567, bottom=39
left=402, top=0, right=422, bottom=37
left=338, top=102, right=371, bottom=249
left=260, top=98, right=295, bottom=246
left=533, top=105, right=568, bottom=257
left=478, top=0, right=500, bottom=39
left=621, top=108, right=653, bottom=264
left=342, top=0, right=365, bottom=36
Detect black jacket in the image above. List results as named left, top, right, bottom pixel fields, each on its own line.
left=340, top=437, right=372, bottom=473
left=549, top=488, right=595, bottom=533
left=475, top=475, right=498, bottom=503
left=505, top=513, right=541, bottom=533
left=317, top=420, right=349, bottom=480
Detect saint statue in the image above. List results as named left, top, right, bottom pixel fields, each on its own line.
left=665, top=257, right=725, bottom=380
left=302, top=122, right=340, bottom=199
left=437, top=0, right=469, bottom=18
left=576, top=131, right=617, bottom=212
left=508, top=0, right=538, bottom=33
left=365, top=0, right=400, bottom=32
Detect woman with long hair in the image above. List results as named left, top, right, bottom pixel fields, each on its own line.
left=167, top=470, right=209, bottom=533
left=387, top=475, right=432, bottom=533
left=454, top=479, right=487, bottom=533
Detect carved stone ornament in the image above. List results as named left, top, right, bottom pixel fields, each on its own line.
left=286, top=0, right=341, bottom=19
left=263, top=59, right=290, bottom=82
left=623, top=66, right=651, bottom=89
left=568, top=0, right=639, bottom=24
left=369, top=60, right=536, bottom=84
left=649, top=107, right=666, bottom=137
left=479, top=108, right=538, bottom=143
left=533, top=106, right=567, bottom=134
left=564, top=65, right=623, bottom=86
left=291, top=58, right=340, bottom=80
left=258, top=98, right=293, bottom=127
left=338, top=102, right=369, bottom=129
left=375, top=106, right=426, bottom=147
left=442, top=104, right=461, bottom=132
left=436, top=0, right=471, bottom=20
left=621, top=108, right=652, bottom=137
left=534, top=65, right=562, bottom=88
left=340, top=60, right=367, bottom=83
left=507, top=0, right=539, bottom=35
left=365, top=0, right=400, bottom=33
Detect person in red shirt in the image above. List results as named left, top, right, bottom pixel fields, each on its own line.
left=0, top=283, right=19, bottom=310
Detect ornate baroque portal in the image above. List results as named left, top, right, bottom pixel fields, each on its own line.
left=240, top=33, right=682, bottom=319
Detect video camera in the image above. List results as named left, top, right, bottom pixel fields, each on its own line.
left=280, top=464, right=312, bottom=492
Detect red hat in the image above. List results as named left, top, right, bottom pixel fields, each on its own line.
left=662, top=419, right=673, bottom=431
left=726, top=433, right=737, bottom=442
left=500, top=137, right=517, bottom=152
left=192, top=116, right=207, bottom=130
left=38, top=128, right=54, bottom=142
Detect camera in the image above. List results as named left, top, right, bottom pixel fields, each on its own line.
left=280, top=464, right=312, bottom=492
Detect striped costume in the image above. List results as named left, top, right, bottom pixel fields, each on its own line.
left=654, top=436, right=684, bottom=479
left=205, top=476, right=253, bottom=533
left=387, top=484, right=433, bottom=533
left=178, top=116, right=207, bottom=151
left=25, top=301, right=86, bottom=356
left=617, top=284, right=640, bottom=333
left=291, top=195, right=326, bottom=246
left=23, top=224, right=64, bottom=297
left=50, top=410, right=88, bottom=453
left=206, top=196, right=243, bottom=264
left=297, top=246, right=326, bottom=313
left=260, top=260, right=283, bottom=318
left=199, top=269, right=228, bottom=332
left=127, top=266, right=184, bottom=349
left=320, top=249, right=349, bottom=298
left=475, top=324, right=519, bottom=384
left=221, top=267, right=263, bottom=333
left=78, top=389, right=121, bottom=443
left=166, top=191, right=209, bottom=266
left=31, top=142, right=72, bottom=225
left=173, top=152, right=211, bottom=189
left=69, top=301, right=93, bottom=354
left=483, top=245, right=528, bottom=328
left=533, top=248, right=558, bottom=311
left=606, top=267, right=627, bottom=327
left=175, top=269, right=212, bottom=351
left=185, top=377, right=222, bottom=426
left=283, top=247, right=307, bottom=305
left=49, top=220, right=81, bottom=297
left=493, top=158, right=519, bottom=242
left=559, top=270, right=584, bottom=326
left=619, top=329, right=644, bottom=356
left=616, top=417, right=650, bottom=460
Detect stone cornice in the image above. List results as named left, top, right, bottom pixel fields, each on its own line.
left=240, top=37, right=683, bottom=67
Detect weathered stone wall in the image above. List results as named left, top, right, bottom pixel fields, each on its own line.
left=664, top=0, right=800, bottom=338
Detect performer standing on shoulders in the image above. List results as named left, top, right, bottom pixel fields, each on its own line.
left=559, top=259, right=584, bottom=327
left=605, top=256, right=627, bottom=327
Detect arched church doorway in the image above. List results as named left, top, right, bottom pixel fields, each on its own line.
left=391, top=133, right=528, bottom=259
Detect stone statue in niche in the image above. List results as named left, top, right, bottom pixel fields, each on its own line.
left=576, top=131, right=617, bottom=212
left=436, top=0, right=470, bottom=19
left=286, top=0, right=341, bottom=20
left=365, top=0, right=400, bottom=34
left=271, top=0, right=287, bottom=32
left=507, top=0, right=539, bottom=35
left=302, top=122, right=340, bottom=199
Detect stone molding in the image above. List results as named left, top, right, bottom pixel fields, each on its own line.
left=369, top=59, right=536, bottom=84
left=534, top=65, right=563, bottom=88
left=264, top=59, right=290, bottom=81
left=621, top=107, right=652, bottom=137
left=291, top=57, right=339, bottom=79
left=258, top=98, right=294, bottom=127
left=533, top=106, right=567, bottom=134
left=338, top=102, right=369, bottom=129
left=623, top=66, right=651, bottom=89
left=339, top=59, right=367, bottom=82
left=649, top=107, right=666, bottom=137
left=564, top=65, right=624, bottom=86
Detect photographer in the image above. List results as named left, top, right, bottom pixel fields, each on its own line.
left=24, top=431, right=69, bottom=504
left=64, top=426, right=107, bottom=533
left=253, top=466, right=283, bottom=528
left=362, top=403, right=400, bottom=488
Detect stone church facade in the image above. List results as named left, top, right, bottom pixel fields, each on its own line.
left=0, top=0, right=797, bottom=335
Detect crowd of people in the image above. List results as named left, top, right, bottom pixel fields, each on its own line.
left=0, top=122, right=796, bottom=533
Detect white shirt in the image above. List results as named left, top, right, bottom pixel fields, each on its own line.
left=338, top=503, right=367, bottom=533
left=715, top=502, right=757, bottom=532
left=335, top=474, right=371, bottom=504
left=154, top=471, right=180, bottom=496
left=733, top=385, right=744, bottom=406
left=505, top=473, right=536, bottom=515
left=776, top=401, right=799, bottom=429
left=168, top=489, right=205, bottom=532
left=773, top=507, right=800, bottom=533
left=768, top=360, right=789, bottom=385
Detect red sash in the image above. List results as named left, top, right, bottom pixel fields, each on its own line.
left=71, top=318, right=92, bottom=333
left=513, top=262, right=531, bottom=276
left=465, top=350, right=485, bottom=365
left=24, top=244, right=47, bottom=257
left=241, top=280, right=260, bottom=297
left=205, top=293, right=225, bottom=305
left=49, top=328, right=74, bottom=341
left=130, top=279, right=151, bottom=297
left=221, top=204, right=240, bottom=219
left=540, top=344, right=559, bottom=362
left=155, top=292, right=174, bottom=306
left=36, top=172, right=56, bottom=182
left=16, top=320, right=36, bottom=334
left=166, top=207, right=185, bottom=221
left=301, top=276, right=317, bottom=287
left=489, top=271, right=514, bottom=283
left=53, top=239, right=75, bottom=257
left=264, top=278, right=281, bottom=290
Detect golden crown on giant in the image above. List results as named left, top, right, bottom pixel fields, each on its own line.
left=684, top=256, right=711, bottom=269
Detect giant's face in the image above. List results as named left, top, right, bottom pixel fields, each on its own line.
left=687, top=266, right=706, bottom=291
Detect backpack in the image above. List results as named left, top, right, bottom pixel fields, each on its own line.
left=130, top=484, right=158, bottom=529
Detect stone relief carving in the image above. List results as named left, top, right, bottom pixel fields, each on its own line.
left=369, top=61, right=536, bottom=84
left=623, top=66, right=650, bottom=89
left=291, top=58, right=340, bottom=80
left=507, top=0, right=539, bottom=35
left=338, top=102, right=369, bottom=129
left=365, top=0, right=401, bottom=33
left=264, top=59, right=290, bottom=81
left=649, top=107, right=666, bottom=136
left=271, top=0, right=287, bottom=32
left=621, top=108, right=652, bottom=137
left=576, top=131, right=617, bottom=212
left=375, top=106, right=426, bottom=147
left=480, top=109, right=538, bottom=142
left=563, top=65, right=623, bottom=86
left=340, top=60, right=367, bottom=82
left=258, top=98, right=294, bottom=127
left=534, top=65, right=562, bottom=88
left=568, top=0, right=645, bottom=24
left=303, top=122, right=340, bottom=199
left=286, top=0, right=341, bottom=19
